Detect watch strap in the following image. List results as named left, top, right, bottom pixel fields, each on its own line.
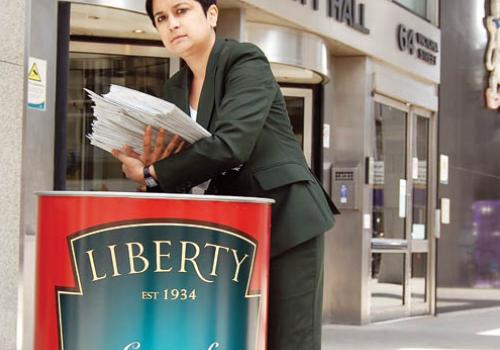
left=143, top=165, right=159, bottom=188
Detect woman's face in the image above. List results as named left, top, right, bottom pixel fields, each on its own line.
left=152, top=0, right=218, bottom=58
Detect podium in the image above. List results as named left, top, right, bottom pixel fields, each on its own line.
left=34, top=192, right=273, bottom=350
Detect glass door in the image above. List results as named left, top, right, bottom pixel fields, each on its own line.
left=370, top=95, right=437, bottom=321
left=54, top=1, right=172, bottom=192
left=280, top=87, right=313, bottom=167
left=370, top=97, right=409, bottom=321
left=64, top=45, right=170, bottom=192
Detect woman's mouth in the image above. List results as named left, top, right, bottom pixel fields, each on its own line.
left=171, top=35, right=187, bottom=44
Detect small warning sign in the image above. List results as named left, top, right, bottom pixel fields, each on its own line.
left=27, top=57, right=47, bottom=111
left=28, top=63, right=42, bottom=82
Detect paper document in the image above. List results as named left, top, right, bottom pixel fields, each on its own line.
left=85, top=85, right=211, bottom=154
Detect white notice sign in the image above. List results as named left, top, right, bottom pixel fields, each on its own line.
left=363, top=214, right=372, bottom=230
left=412, top=157, right=419, bottom=180
left=399, top=179, right=407, bottom=218
left=412, top=224, right=426, bottom=240
left=441, top=198, right=450, bottom=224
left=27, top=57, right=47, bottom=111
left=323, top=123, right=330, bottom=149
left=440, top=155, right=449, bottom=184
left=435, top=209, right=441, bottom=239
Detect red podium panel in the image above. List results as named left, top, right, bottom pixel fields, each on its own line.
left=35, top=192, right=272, bottom=350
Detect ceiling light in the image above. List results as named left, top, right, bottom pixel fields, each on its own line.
left=133, top=29, right=145, bottom=34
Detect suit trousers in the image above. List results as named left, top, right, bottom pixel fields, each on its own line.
left=267, top=234, right=325, bottom=350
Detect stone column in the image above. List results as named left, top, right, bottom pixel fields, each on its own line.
left=217, top=8, right=246, bottom=42
left=0, top=0, right=27, bottom=348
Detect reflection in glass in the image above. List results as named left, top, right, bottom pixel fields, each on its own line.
left=371, top=253, right=405, bottom=311
left=284, top=96, right=305, bottom=149
left=411, top=253, right=427, bottom=304
left=373, top=103, right=407, bottom=240
left=371, top=103, right=408, bottom=306
left=66, top=53, right=170, bottom=192
left=411, top=116, right=429, bottom=240
left=472, top=201, right=500, bottom=288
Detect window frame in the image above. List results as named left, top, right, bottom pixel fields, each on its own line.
left=392, top=0, right=440, bottom=27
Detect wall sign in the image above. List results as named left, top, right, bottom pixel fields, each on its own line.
left=439, top=154, right=449, bottom=185
left=27, top=57, right=47, bottom=111
left=323, top=123, right=331, bottom=148
left=441, top=198, right=450, bottom=224
left=397, top=24, right=438, bottom=65
left=485, top=0, right=500, bottom=109
left=292, top=0, right=370, bottom=34
left=399, top=179, right=407, bottom=218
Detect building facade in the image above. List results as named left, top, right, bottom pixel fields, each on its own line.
left=437, top=0, right=500, bottom=312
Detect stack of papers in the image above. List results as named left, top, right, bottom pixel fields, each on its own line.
left=85, top=84, right=211, bottom=154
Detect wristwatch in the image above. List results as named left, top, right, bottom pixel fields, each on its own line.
left=143, top=165, right=159, bottom=188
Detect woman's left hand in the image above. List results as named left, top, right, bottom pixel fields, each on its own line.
left=111, top=147, right=146, bottom=184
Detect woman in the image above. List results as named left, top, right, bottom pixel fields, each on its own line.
left=112, top=0, right=339, bottom=348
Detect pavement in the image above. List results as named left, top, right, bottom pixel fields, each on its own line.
left=322, top=306, right=500, bottom=350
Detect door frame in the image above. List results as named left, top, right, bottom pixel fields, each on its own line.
left=370, top=93, right=437, bottom=321
left=409, top=105, right=438, bottom=317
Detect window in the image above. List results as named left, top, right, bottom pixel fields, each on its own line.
left=394, top=0, right=428, bottom=19
left=65, top=53, right=170, bottom=192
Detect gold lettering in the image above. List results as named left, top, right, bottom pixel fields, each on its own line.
left=86, top=249, right=107, bottom=282
left=126, top=242, right=149, bottom=274
left=179, top=241, right=214, bottom=283
left=154, top=240, right=173, bottom=272
left=205, top=243, right=230, bottom=277
left=231, top=249, right=249, bottom=283
left=108, top=244, right=121, bottom=277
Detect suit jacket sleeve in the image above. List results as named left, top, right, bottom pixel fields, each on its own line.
left=153, top=44, right=277, bottom=192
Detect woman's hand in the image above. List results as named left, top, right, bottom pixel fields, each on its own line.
left=112, top=125, right=185, bottom=185
left=124, top=126, right=186, bottom=166
left=111, top=147, right=146, bottom=184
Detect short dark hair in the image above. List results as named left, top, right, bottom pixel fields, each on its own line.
left=145, top=0, right=217, bottom=26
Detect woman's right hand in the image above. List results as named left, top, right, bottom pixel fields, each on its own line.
left=124, top=125, right=186, bottom=165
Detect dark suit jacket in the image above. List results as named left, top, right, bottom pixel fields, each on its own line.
left=153, top=37, right=339, bottom=257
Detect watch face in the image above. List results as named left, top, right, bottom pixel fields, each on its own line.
left=145, top=177, right=158, bottom=188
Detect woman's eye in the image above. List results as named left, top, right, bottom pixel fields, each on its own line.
left=156, top=15, right=166, bottom=23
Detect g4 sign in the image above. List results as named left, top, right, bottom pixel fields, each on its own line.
left=397, top=24, right=438, bottom=65
left=397, top=24, right=415, bottom=54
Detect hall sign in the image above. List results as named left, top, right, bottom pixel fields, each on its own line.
left=292, top=0, right=370, bottom=34
left=397, top=24, right=439, bottom=65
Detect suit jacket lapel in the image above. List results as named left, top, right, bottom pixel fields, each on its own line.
left=165, top=38, right=226, bottom=130
left=196, top=37, right=225, bottom=130
left=165, top=66, right=190, bottom=115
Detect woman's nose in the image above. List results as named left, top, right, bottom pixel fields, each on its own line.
left=169, top=16, right=180, bottom=30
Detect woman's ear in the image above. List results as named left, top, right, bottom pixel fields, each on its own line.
left=207, top=4, right=218, bottom=28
